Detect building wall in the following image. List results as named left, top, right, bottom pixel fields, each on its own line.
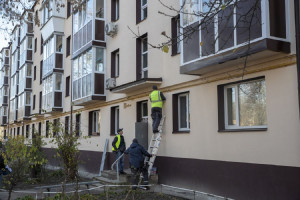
left=2, top=0, right=300, bottom=199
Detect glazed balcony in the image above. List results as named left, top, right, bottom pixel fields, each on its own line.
left=180, top=0, right=290, bottom=75
left=72, top=0, right=106, bottom=58
left=72, top=47, right=106, bottom=106
left=42, top=73, right=63, bottom=113
left=20, top=36, right=33, bottom=67
left=0, top=106, right=8, bottom=126
left=17, top=92, right=32, bottom=121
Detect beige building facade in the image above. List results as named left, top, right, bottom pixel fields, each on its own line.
left=1, top=0, right=300, bottom=199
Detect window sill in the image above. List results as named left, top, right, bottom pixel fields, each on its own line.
left=136, top=18, right=147, bottom=25
left=172, top=130, right=190, bottom=134
left=218, top=128, right=268, bottom=132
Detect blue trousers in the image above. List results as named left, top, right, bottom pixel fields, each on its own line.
left=116, top=151, right=124, bottom=172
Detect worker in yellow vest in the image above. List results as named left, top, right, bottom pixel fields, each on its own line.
left=149, top=85, right=166, bottom=133
left=112, top=128, right=126, bottom=174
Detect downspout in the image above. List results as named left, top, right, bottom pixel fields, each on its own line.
left=294, top=0, right=300, bottom=117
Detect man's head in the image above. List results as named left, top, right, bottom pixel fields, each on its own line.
left=132, top=138, right=138, bottom=144
left=152, top=85, right=158, bottom=90
left=117, top=128, right=123, bottom=135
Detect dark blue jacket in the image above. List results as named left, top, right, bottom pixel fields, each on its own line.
left=124, top=142, right=151, bottom=169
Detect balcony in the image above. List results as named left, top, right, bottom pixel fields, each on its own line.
left=40, top=0, right=65, bottom=41
left=9, top=98, right=18, bottom=123
left=42, top=34, right=64, bottom=78
left=0, top=86, right=9, bottom=106
left=180, top=0, right=290, bottom=75
left=0, top=106, right=8, bottom=126
left=72, top=47, right=106, bottom=106
left=42, top=73, right=63, bottom=113
left=20, top=36, right=33, bottom=67
left=72, top=0, right=106, bottom=58
left=20, top=11, right=34, bottom=41
left=17, top=92, right=31, bottom=121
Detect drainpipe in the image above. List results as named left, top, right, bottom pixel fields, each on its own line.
left=294, top=0, right=300, bottom=117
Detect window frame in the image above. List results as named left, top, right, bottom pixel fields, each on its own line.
left=141, top=37, right=148, bottom=78
left=115, top=51, right=120, bottom=77
left=141, top=0, right=148, bottom=21
left=92, top=110, right=101, bottom=135
left=178, top=93, right=190, bottom=131
left=110, top=106, right=119, bottom=135
left=217, top=76, right=268, bottom=132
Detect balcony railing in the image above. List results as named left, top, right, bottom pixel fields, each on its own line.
left=180, top=0, right=290, bottom=75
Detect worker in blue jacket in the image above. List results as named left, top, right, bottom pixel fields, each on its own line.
left=124, top=138, right=152, bottom=190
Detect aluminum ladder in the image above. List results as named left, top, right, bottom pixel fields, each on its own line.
left=141, top=116, right=166, bottom=182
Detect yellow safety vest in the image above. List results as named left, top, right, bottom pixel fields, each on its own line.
left=150, top=90, right=163, bottom=108
left=112, top=135, right=121, bottom=151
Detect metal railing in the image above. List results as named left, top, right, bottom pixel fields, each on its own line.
left=111, top=153, right=124, bottom=182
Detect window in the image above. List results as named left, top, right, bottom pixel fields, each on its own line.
left=34, top=38, right=37, bottom=53
left=66, top=76, right=70, bottom=97
left=46, top=120, right=50, bottom=137
left=89, top=110, right=100, bottom=136
left=26, top=125, right=29, bottom=138
left=53, top=118, right=59, bottom=136
left=137, top=100, right=148, bottom=122
left=42, top=0, right=53, bottom=25
left=75, top=114, right=81, bottom=136
left=17, top=127, right=20, bottom=136
left=72, top=48, right=93, bottom=100
left=141, top=37, right=148, bottom=78
left=182, top=0, right=199, bottom=27
left=111, top=0, right=119, bottom=21
left=33, top=95, right=36, bottom=110
left=38, top=122, right=42, bottom=136
left=39, top=91, right=42, bottom=114
left=96, top=0, right=104, bottom=18
left=110, top=106, right=119, bottom=135
left=32, top=124, right=35, bottom=138
left=95, top=48, right=104, bottom=72
left=40, top=60, right=43, bottom=84
left=65, top=116, right=69, bottom=134
left=173, top=92, right=190, bottom=133
left=40, top=35, right=43, bottom=55
left=22, top=126, right=24, bottom=136
left=141, top=0, right=147, bottom=20
left=34, top=66, right=36, bottom=80
left=218, top=77, right=267, bottom=131
left=67, top=0, right=71, bottom=18
left=66, top=36, right=71, bottom=57
left=111, top=49, right=119, bottom=78
left=43, top=35, right=63, bottom=76
left=171, top=15, right=181, bottom=55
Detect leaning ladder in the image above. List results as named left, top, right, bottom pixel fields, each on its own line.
left=144, top=116, right=166, bottom=178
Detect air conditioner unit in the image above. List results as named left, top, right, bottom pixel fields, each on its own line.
left=105, top=22, right=118, bottom=37
left=106, top=78, right=116, bottom=89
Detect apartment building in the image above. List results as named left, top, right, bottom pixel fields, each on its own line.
left=1, top=0, right=300, bottom=199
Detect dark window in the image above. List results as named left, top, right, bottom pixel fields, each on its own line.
left=67, top=1, right=71, bottom=18
left=34, top=38, right=37, bottom=53
left=136, top=33, right=147, bottom=80
left=75, top=114, right=81, bottom=136
left=17, top=127, right=20, bottom=136
left=136, top=0, right=147, bottom=24
left=46, top=120, right=49, bottom=137
left=110, top=106, right=119, bottom=135
left=22, top=126, right=24, bottom=136
left=66, top=36, right=71, bottom=57
left=26, top=125, right=29, bottom=138
left=171, top=15, right=180, bottom=55
left=32, top=124, right=35, bottom=138
left=65, top=116, right=69, bottom=134
left=35, top=10, right=38, bottom=26
left=89, top=110, right=100, bottom=136
left=40, top=35, right=43, bottom=54
left=39, top=91, right=42, bottom=114
left=111, top=0, right=120, bottom=21
left=111, top=49, right=119, bottom=78
left=4, top=130, right=6, bottom=139
left=217, top=76, right=267, bottom=132
left=172, top=92, right=190, bottom=133
left=53, top=118, right=59, bottom=137
left=33, top=95, right=36, bottom=110
left=40, top=60, right=43, bottom=84
left=14, top=128, right=15, bottom=137
left=34, top=66, right=36, bottom=80
left=137, top=100, right=148, bottom=122
left=38, top=122, right=42, bottom=136
left=66, top=76, right=70, bottom=97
